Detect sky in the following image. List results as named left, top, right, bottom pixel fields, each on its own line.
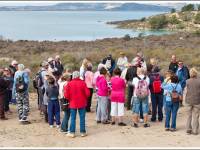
left=0, top=1, right=200, bottom=6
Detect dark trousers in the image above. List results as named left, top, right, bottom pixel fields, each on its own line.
left=48, top=100, right=60, bottom=125
left=86, top=88, right=93, bottom=112
left=38, top=87, right=44, bottom=111
left=151, top=93, right=163, bottom=121
left=61, top=109, right=70, bottom=132
left=4, top=90, right=11, bottom=112
left=127, top=85, right=133, bottom=110
left=140, top=101, right=143, bottom=119
left=0, top=95, right=5, bottom=118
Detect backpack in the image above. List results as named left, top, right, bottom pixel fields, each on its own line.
left=152, top=74, right=162, bottom=94
left=16, top=73, right=27, bottom=93
left=33, top=71, right=44, bottom=89
left=171, top=84, right=181, bottom=103
left=135, top=76, right=149, bottom=100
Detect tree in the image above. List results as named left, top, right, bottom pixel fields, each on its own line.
left=169, top=15, right=180, bottom=24
left=171, top=8, right=176, bottom=13
left=181, top=4, right=195, bottom=12
left=149, top=15, right=168, bottom=29
left=123, top=34, right=131, bottom=41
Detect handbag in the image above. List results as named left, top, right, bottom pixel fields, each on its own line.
left=60, top=97, right=69, bottom=111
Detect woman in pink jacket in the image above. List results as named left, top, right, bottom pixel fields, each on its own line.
left=110, top=68, right=127, bottom=126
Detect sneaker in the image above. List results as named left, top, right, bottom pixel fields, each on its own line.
left=111, top=122, right=115, bottom=125
left=56, top=125, right=60, bottom=129
left=81, top=133, right=87, bottom=137
left=20, top=116, right=27, bottom=122
left=192, top=132, right=198, bottom=135
left=170, top=128, right=176, bottom=132
left=50, top=125, right=54, bottom=128
left=165, top=128, right=170, bottom=131
left=118, top=122, right=127, bottom=126
left=60, top=130, right=68, bottom=134
left=139, top=119, right=144, bottom=123
left=67, top=133, right=75, bottom=138
left=144, top=123, right=150, bottom=128
left=132, top=123, right=139, bottom=128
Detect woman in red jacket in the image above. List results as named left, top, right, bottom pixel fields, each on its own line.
left=64, top=71, right=90, bottom=138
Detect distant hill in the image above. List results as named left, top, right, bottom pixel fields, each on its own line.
left=0, top=3, right=172, bottom=11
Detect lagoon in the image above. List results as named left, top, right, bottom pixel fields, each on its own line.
left=0, top=11, right=169, bottom=41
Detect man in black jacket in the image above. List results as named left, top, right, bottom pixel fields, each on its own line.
left=169, top=55, right=178, bottom=74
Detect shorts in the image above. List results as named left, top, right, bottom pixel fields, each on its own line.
left=110, top=102, right=124, bottom=117
left=132, top=97, right=149, bottom=115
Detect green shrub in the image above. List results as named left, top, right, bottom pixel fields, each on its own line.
left=176, top=23, right=185, bottom=29
left=194, top=13, right=200, bottom=24
left=149, top=15, right=168, bottom=29
left=123, top=34, right=131, bottom=41
left=171, top=8, right=176, bottom=13
left=169, top=15, right=181, bottom=24
left=181, top=4, right=195, bottom=12
left=140, top=17, right=146, bottom=22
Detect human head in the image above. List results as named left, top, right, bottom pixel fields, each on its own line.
left=113, top=68, right=122, bottom=76
left=48, top=57, right=54, bottom=64
left=55, top=55, right=60, bottom=61
left=120, top=52, right=125, bottom=57
left=137, top=67, right=146, bottom=76
left=171, top=55, right=176, bottom=63
left=150, top=58, right=157, bottom=66
left=72, top=71, right=80, bottom=79
left=18, top=64, right=25, bottom=71
left=190, top=68, right=198, bottom=78
left=11, top=60, right=18, bottom=68
left=132, top=57, right=140, bottom=66
left=42, top=61, right=49, bottom=69
left=61, top=73, right=71, bottom=81
left=177, top=60, right=184, bottom=68
left=107, top=54, right=112, bottom=59
left=136, top=51, right=144, bottom=59
left=24, top=68, right=31, bottom=75
left=48, top=76, right=55, bottom=85
left=171, top=75, right=179, bottom=83
left=100, top=67, right=107, bottom=75
left=87, top=63, right=93, bottom=71
left=165, top=70, right=174, bottom=78
left=97, top=63, right=106, bottom=71
left=82, top=58, right=89, bottom=68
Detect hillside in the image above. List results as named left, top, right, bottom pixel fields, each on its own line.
left=107, top=11, right=200, bottom=32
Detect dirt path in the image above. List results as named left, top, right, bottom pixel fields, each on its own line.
left=0, top=93, right=199, bottom=148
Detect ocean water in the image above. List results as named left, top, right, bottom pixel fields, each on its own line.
left=0, top=11, right=169, bottom=41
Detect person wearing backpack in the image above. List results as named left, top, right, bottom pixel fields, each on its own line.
left=149, top=67, right=164, bottom=122
left=162, top=75, right=182, bottom=132
left=132, top=67, right=150, bottom=128
left=12, top=64, right=30, bottom=122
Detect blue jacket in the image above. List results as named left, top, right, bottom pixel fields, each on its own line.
left=176, top=66, right=189, bottom=89
left=12, top=71, right=29, bottom=99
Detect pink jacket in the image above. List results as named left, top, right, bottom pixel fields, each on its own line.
left=110, top=76, right=126, bottom=103
left=96, top=75, right=108, bottom=96
left=85, top=71, right=94, bottom=89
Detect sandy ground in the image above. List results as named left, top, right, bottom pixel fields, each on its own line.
left=0, top=93, right=200, bottom=148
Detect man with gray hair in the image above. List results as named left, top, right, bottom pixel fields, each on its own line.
left=13, top=64, right=30, bottom=123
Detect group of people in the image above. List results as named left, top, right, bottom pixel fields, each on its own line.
left=1, top=51, right=200, bottom=138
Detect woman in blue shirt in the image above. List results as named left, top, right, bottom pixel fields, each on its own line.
left=162, top=75, right=182, bottom=132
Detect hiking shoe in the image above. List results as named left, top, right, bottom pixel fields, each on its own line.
left=67, top=133, right=75, bottom=138
left=186, top=130, right=192, bottom=134
left=132, top=123, right=139, bottom=128
left=50, top=125, right=54, bottom=128
left=139, top=119, right=144, bottom=123
left=102, top=121, right=110, bottom=124
left=111, top=122, right=115, bottom=125
left=60, top=130, right=68, bottom=134
left=80, top=133, right=87, bottom=137
left=96, top=121, right=101, bottom=124
left=144, top=123, right=150, bottom=128
left=118, top=122, right=127, bottom=126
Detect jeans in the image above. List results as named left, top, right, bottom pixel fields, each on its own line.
left=61, top=109, right=70, bottom=132
left=70, top=108, right=86, bottom=133
left=48, top=100, right=60, bottom=125
left=127, top=85, right=133, bottom=110
left=165, top=101, right=179, bottom=129
left=132, top=97, right=149, bottom=115
left=151, top=93, right=163, bottom=121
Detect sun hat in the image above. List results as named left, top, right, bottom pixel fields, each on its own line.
left=48, top=57, right=54, bottom=63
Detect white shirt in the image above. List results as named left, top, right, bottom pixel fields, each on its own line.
left=58, top=79, right=67, bottom=99
left=132, top=75, right=150, bottom=97
left=117, top=56, right=128, bottom=70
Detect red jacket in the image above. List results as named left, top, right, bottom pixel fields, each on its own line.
left=64, top=78, right=90, bottom=109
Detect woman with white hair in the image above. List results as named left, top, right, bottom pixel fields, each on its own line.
left=185, top=68, right=200, bottom=135
left=12, top=64, right=30, bottom=123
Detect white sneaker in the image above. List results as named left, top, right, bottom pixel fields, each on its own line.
left=139, top=119, right=144, bottom=123
left=56, top=125, right=60, bottom=129
left=50, top=125, right=54, bottom=128
left=67, top=133, right=75, bottom=138
left=81, top=133, right=87, bottom=137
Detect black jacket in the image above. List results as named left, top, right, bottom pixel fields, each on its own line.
left=169, top=62, right=178, bottom=74
left=125, top=66, right=137, bottom=82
